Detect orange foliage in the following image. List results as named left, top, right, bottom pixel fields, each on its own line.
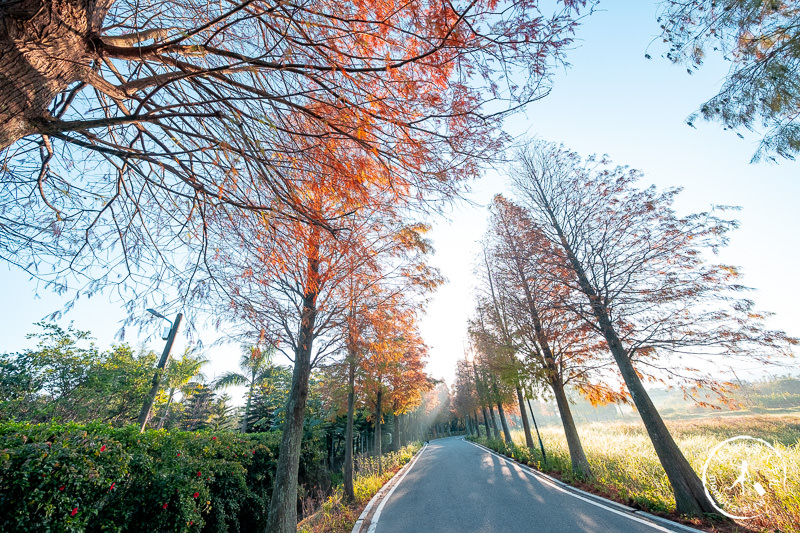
left=356, top=293, right=431, bottom=417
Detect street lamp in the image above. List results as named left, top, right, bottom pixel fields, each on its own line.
left=146, top=308, right=171, bottom=340
left=145, top=308, right=169, bottom=321
left=137, top=309, right=183, bottom=433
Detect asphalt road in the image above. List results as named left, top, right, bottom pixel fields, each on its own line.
left=372, top=437, right=690, bottom=533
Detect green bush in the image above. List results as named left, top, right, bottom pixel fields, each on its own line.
left=0, top=422, right=324, bottom=532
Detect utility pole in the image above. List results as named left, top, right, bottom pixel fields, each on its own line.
left=138, top=311, right=183, bottom=433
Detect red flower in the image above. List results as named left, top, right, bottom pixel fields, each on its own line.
left=100, top=445, right=106, bottom=452
left=193, top=492, right=199, bottom=499
left=58, top=485, right=65, bottom=491
left=252, top=450, right=256, bottom=455
left=211, top=436, right=217, bottom=440
left=189, top=521, right=194, bottom=526
left=197, top=471, right=201, bottom=477
left=109, top=482, right=115, bottom=491
left=70, top=507, right=78, bottom=517
left=176, top=453, right=181, bottom=457
left=162, top=503, right=168, bottom=509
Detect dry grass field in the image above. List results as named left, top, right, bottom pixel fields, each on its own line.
left=489, top=413, right=800, bottom=532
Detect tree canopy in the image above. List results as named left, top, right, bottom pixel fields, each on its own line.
left=0, top=0, right=586, bottom=302
left=659, top=0, right=800, bottom=160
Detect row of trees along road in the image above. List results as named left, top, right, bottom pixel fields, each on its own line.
left=204, top=144, right=446, bottom=527
left=4, top=0, right=800, bottom=528
left=454, top=141, right=796, bottom=516
left=0, top=1, right=588, bottom=530
left=1, top=1, right=587, bottom=530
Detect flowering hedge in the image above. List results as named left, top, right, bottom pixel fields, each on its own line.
left=0, top=422, right=324, bottom=532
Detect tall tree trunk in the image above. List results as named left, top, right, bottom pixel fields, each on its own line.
left=473, top=411, right=482, bottom=438
left=396, top=412, right=403, bottom=449
left=242, top=382, right=254, bottom=433
left=389, top=411, right=396, bottom=451
left=515, top=385, right=534, bottom=449
left=491, top=379, right=512, bottom=443
left=522, top=284, right=592, bottom=477
left=550, top=377, right=592, bottom=479
left=343, top=352, right=356, bottom=502
left=552, top=217, right=714, bottom=515
left=265, top=246, right=319, bottom=533
left=375, top=388, right=383, bottom=476
left=497, top=212, right=593, bottom=477
left=488, top=404, right=500, bottom=440
left=496, top=401, right=512, bottom=443
left=600, top=305, right=714, bottom=515
left=527, top=398, right=547, bottom=463
left=328, top=432, right=335, bottom=470
left=471, top=361, right=493, bottom=438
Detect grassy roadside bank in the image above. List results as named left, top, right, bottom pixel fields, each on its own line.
left=297, top=442, right=422, bottom=533
left=468, top=415, right=799, bottom=533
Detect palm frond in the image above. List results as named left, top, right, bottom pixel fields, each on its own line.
left=213, top=372, right=249, bottom=389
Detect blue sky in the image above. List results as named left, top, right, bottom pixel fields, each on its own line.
left=1, top=0, right=798, bottom=392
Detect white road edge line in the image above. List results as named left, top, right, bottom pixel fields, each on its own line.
left=465, top=440, right=690, bottom=533
left=366, top=442, right=428, bottom=533
left=351, top=442, right=428, bottom=533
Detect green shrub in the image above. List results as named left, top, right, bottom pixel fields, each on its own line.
left=0, top=421, right=324, bottom=532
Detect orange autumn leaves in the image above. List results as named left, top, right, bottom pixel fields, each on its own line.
left=233, top=0, right=587, bottom=221
left=321, top=281, right=434, bottom=425
left=0, top=0, right=590, bottom=319
left=360, top=299, right=431, bottom=417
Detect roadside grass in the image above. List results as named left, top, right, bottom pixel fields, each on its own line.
left=471, top=415, right=800, bottom=532
left=297, top=442, right=422, bottom=533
